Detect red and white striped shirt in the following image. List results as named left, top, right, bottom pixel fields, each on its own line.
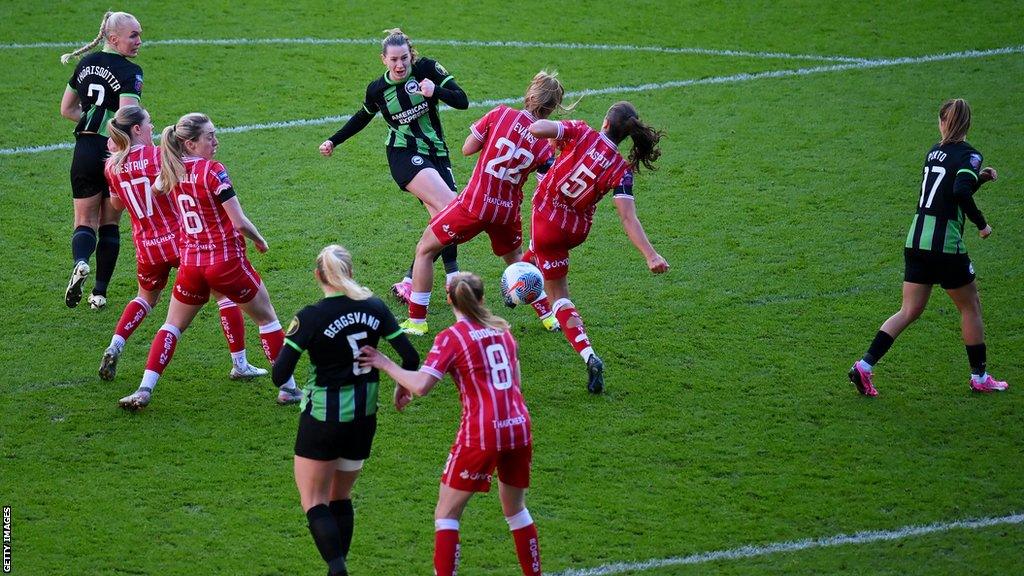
left=173, top=157, right=246, bottom=266
left=421, top=319, right=531, bottom=451
left=105, top=145, right=179, bottom=265
left=460, top=106, right=554, bottom=225
left=532, top=120, right=630, bottom=236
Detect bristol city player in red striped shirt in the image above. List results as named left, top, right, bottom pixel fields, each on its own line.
left=360, top=273, right=541, bottom=576
left=98, top=106, right=265, bottom=384
left=402, top=72, right=572, bottom=336
left=117, top=112, right=301, bottom=411
left=525, top=101, right=670, bottom=394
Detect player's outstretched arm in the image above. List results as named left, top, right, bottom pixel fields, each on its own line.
left=528, top=120, right=560, bottom=139
left=321, top=108, right=375, bottom=156
left=614, top=196, right=669, bottom=274
left=358, top=345, right=439, bottom=397
left=221, top=196, right=269, bottom=253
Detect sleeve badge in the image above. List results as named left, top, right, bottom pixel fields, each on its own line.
left=434, top=61, right=449, bottom=77
left=134, top=74, right=144, bottom=93
left=969, top=153, right=982, bottom=171
left=286, top=316, right=300, bottom=337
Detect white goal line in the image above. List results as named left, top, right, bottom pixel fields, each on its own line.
left=2, top=44, right=1019, bottom=157
left=1, top=36, right=866, bottom=62
left=552, top=512, right=1024, bottom=576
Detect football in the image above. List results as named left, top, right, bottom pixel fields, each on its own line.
left=500, top=261, right=544, bottom=307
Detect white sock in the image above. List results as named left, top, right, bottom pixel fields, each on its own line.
left=231, top=350, right=248, bottom=370
left=580, top=346, right=594, bottom=363
left=281, top=376, right=297, bottom=392
left=856, top=359, right=873, bottom=372
left=109, top=334, right=126, bottom=352
left=410, top=291, right=432, bottom=306
left=140, top=369, right=160, bottom=393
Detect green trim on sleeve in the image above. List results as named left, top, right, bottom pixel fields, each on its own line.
left=439, top=76, right=455, bottom=88
left=120, top=93, right=141, bottom=101
left=362, top=104, right=374, bottom=115
left=956, top=168, right=978, bottom=180
left=284, top=338, right=303, bottom=352
left=66, top=84, right=75, bottom=93
left=384, top=329, right=404, bottom=340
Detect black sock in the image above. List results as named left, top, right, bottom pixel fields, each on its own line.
left=966, top=343, right=987, bottom=376
left=441, top=243, right=459, bottom=274
left=71, top=225, right=97, bottom=264
left=863, top=330, right=895, bottom=366
left=329, top=499, right=354, bottom=558
left=306, top=505, right=348, bottom=575
left=93, top=224, right=120, bottom=296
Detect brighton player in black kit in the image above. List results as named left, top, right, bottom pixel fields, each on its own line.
left=272, top=245, right=419, bottom=576
left=59, top=11, right=144, bottom=309
left=320, top=29, right=468, bottom=306
left=849, top=99, right=1007, bottom=396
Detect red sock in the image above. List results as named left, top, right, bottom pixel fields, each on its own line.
left=218, top=299, right=245, bottom=353
left=511, top=524, right=541, bottom=576
left=408, top=302, right=428, bottom=321
left=258, top=321, right=284, bottom=363
left=529, top=293, right=552, bottom=319
left=434, top=521, right=460, bottom=576
left=521, top=249, right=537, bottom=267
left=554, top=301, right=591, bottom=356
left=144, top=325, right=180, bottom=374
left=114, top=297, right=151, bottom=341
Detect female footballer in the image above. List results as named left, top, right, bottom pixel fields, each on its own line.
left=401, top=71, right=570, bottom=336
left=849, top=98, right=1007, bottom=396
left=526, top=101, right=670, bottom=393
left=360, top=273, right=542, bottom=576
left=99, top=105, right=267, bottom=383
left=319, top=28, right=468, bottom=304
left=272, top=245, right=419, bottom=576
left=59, top=11, right=144, bottom=309
left=117, top=112, right=301, bottom=410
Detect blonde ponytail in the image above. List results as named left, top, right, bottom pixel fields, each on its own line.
left=316, top=245, right=373, bottom=300
left=61, top=11, right=111, bottom=64
left=155, top=112, right=209, bottom=194
left=381, top=27, right=417, bottom=62
left=105, top=105, right=147, bottom=173
left=448, top=273, right=509, bottom=332
left=61, top=11, right=139, bottom=64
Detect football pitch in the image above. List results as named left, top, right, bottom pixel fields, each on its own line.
left=1, top=1, right=1023, bottom=574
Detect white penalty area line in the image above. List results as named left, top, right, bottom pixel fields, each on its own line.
left=1, top=36, right=866, bottom=63
left=3, top=44, right=1020, bottom=157
left=552, top=512, right=1024, bottom=576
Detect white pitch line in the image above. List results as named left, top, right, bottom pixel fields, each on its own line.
left=0, top=37, right=866, bottom=62
left=3, top=44, right=1020, bottom=157
left=552, top=512, right=1024, bottom=576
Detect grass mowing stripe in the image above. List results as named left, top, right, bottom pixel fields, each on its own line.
left=4, top=44, right=1020, bottom=156
left=552, top=513, right=1024, bottom=576
left=0, top=37, right=867, bottom=62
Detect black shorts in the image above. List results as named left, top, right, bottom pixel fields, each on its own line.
left=386, top=147, right=457, bottom=192
left=70, top=133, right=110, bottom=199
left=903, top=248, right=976, bottom=289
left=294, top=411, right=377, bottom=461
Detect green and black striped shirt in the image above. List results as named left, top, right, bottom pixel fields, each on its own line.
left=905, top=141, right=987, bottom=255
left=283, top=295, right=403, bottom=423
left=361, top=57, right=458, bottom=156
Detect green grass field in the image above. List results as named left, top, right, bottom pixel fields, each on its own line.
left=2, top=2, right=1023, bottom=574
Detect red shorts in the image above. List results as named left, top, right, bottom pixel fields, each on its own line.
left=173, top=258, right=262, bottom=305
left=137, top=257, right=179, bottom=292
left=441, top=443, right=532, bottom=492
left=529, top=209, right=589, bottom=280
left=430, top=200, right=522, bottom=257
